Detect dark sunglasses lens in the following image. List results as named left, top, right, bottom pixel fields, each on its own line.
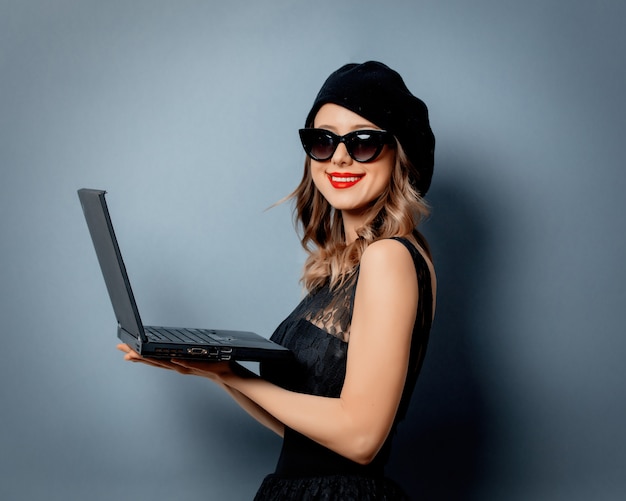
left=348, top=132, right=383, bottom=162
left=307, top=132, right=336, bottom=160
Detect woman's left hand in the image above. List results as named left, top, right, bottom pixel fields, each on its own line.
left=116, top=343, right=235, bottom=384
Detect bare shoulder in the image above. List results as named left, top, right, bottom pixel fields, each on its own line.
left=359, top=238, right=416, bottom=274
left=352, top=239, right=419, bottom=341
left=358, top=237, right=436, bottom=324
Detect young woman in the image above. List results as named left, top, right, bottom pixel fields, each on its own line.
left=119, top=61, right=436, bottom=500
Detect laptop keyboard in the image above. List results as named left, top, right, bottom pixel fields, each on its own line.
left=144, top=326, right=227, bottom=344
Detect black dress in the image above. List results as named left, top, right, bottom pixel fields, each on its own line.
left=255, top=238, right=433, bottom=500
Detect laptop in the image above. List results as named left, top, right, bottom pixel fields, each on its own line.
left=78, top=188, right=291, bottom=362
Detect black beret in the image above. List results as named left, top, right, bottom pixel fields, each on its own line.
left=305, top=61, right=435, bottom=195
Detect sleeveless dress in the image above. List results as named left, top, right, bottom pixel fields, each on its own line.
left=255, top=238, right=433, bottom=500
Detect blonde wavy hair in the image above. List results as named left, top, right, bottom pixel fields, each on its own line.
left=288, top=140, right=432, bottom=291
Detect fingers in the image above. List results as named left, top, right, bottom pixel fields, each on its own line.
left=116, top=343, right=132, bottom=353
left=116, top=343, right=139, bottom=360
left=115, top=343, right=230, bottom=380
left=116, top=343, right=167, bottom=368
left=121, top=347, right=143, bottom=362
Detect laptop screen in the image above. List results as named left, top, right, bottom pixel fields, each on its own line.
left=78, top=189, right=145, bottom=343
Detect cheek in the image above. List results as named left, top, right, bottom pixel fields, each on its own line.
left=310, top=165, right=327, bottom=190
left=372, top=165, right=393, bottom=190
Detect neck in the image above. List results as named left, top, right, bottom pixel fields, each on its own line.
left=341, top=210, right=365, bottom=244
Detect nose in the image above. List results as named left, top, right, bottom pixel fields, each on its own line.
left=331, top=142, right=352, bottom=166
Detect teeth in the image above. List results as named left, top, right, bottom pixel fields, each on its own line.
left=331, top=176, right=361, bottom=182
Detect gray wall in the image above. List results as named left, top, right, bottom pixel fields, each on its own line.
left=1, top=1, right=625, bottom=500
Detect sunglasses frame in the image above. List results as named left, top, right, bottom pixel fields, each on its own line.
left=299, top=128, right=395, bottom=163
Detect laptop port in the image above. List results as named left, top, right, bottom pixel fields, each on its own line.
left=187, top=347, right=208, bottom=355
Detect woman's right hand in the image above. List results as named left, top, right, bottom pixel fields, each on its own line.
left=116, top=343, right=180, bottom=371
left=116, top=343, right=235, bottom=381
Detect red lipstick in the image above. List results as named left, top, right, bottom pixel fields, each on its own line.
left=327, top=172, right=364, bottom=189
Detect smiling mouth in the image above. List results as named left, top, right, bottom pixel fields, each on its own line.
left=327, top=173, right=364, bottom=189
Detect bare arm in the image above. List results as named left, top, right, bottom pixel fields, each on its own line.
left=191, top=239, right=419, bottom=464
left=217, top=380, right=285, bottom=437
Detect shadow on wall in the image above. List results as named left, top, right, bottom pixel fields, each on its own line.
left=388, top=174, right=493, bottom=500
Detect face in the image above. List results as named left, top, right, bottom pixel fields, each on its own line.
left=310, top=103, right=394, bottom=221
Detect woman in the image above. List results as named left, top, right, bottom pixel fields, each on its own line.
left=119, top=61, right=436, bottom=500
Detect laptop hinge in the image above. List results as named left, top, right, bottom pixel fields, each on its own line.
left=117, top=324, right=143, bottom=353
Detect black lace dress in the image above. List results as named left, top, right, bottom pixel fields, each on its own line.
left=255, top=238, right=433, bottom=500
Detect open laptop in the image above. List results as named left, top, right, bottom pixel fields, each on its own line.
left=78, top=188, right=291, bottom=362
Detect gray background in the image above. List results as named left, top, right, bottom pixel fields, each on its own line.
left=1, top=1, right=625, bottom=500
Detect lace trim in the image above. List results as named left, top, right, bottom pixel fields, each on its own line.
left=301, top=272, right=358, bottom=343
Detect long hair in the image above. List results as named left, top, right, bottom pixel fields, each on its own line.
left=289, top=140, right=431, bottom=291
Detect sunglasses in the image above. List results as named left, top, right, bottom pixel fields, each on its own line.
left=299, top=128, right=395, bottom=163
